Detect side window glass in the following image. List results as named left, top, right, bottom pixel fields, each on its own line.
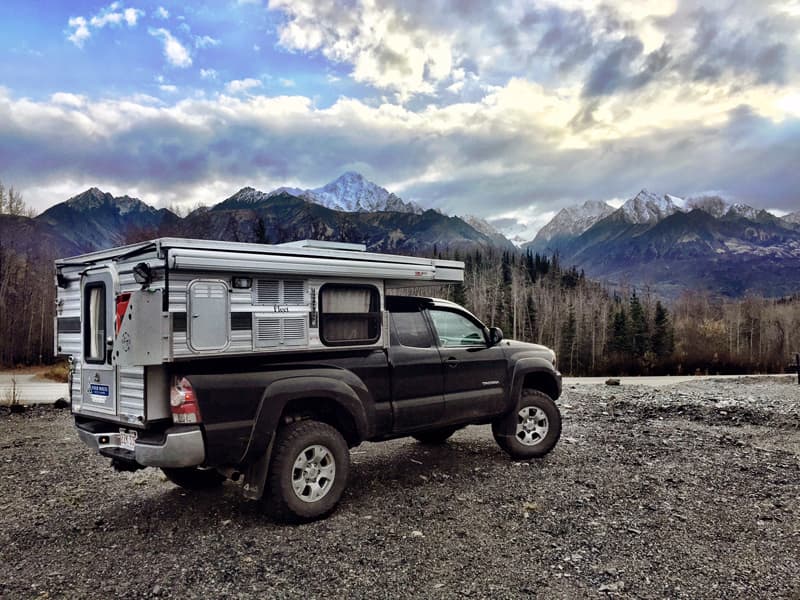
left=84, top=283, right=107, bottom=363
left=391, top=311, right=432, bottom=348
left=429, top=310, right=485, bottom=347
left=319, top=284, right=381, bottom=346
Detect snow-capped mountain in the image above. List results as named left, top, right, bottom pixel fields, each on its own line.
left=727, top=203, right=761, bottom=221
left=37, top=187, right=178, bottom=250
left=461, top=215, right=513, bottom=246
left=618, top=190, right=681, bottom=224
left=783, top=211, right=800, bottom=225
left=525, top=199, right=614, bottom=251
left=685, top=196, right=766, bottom=221
left=260, top=172, right=424, bottom=215
left=685, top=195, right=728, bottom=218
left=306, top=172, right=423, bottom=214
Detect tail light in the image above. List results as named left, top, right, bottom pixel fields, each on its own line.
left=170, top=376, right=202, bottom=424
left=115, top=293, right=131, bottom=335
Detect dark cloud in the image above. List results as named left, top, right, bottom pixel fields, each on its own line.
left=667, top=7, right=791, bottom=86
left=584, top=36, right=644, bottom=97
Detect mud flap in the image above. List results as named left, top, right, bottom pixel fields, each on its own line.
left=491, top=408, right=519, bottom=442
left=242, top=436, right=275, bottom=500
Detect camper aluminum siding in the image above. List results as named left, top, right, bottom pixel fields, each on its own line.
left=55, top=237, right=464, bottom=364
left=55, top=244, right=166, bottom=423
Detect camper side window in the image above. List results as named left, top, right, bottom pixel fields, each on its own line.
left=84, top=283, right=107, bottom=363
left=319, top=284, right=381, bottom=346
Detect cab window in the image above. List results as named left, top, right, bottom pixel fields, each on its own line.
left=390, top=310, right=433, bottom=348
left=428, top=309, right=485, bottom=347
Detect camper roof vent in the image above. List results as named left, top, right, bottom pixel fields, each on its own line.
left=277, top=240, right=366, bottom=252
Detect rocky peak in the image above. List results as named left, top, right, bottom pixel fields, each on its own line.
left=618, top=190, right=681, bottom=224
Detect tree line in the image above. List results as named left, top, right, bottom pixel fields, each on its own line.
left=441, top=248, right=799, bottom=376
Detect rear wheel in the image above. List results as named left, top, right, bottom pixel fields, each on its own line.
left=161, top=467, right=225, bottom=490
left=412, top=427, right=459, bottom=445
left=492, top=389, right=561, bottom=459
left=262, top=420, right=350, bottom=522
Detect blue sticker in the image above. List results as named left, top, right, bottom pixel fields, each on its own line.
left=89, top=384, right=109, bottom=396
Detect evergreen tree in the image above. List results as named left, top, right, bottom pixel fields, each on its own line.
left=652, top=301, right=675, bottom=357
left=629, top=291, right=649, bottom=356
left=609, top=308, right=630, bottom=355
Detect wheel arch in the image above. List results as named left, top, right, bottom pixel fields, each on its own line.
left=510, top=357, right=562, bottom=405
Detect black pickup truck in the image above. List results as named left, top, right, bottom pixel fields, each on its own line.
left=76, top=295, right=561, bottom=522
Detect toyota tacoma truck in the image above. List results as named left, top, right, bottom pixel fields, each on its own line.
left=56, top=238, right=561, bottom=521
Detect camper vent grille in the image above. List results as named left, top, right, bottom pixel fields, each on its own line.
left=283, top=317, right=305, bottom=339
left=256, top=280, right=280, bottom=304
left=283, top=281, right=305, bottom=304
left=255, top=318, right=281, bottom=342
left=253, top=279, right=306, bottom=305
left=253, top=315, right=308, bottom=348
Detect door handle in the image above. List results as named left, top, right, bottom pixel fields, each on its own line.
left=445, top=357, right=459, bottom=367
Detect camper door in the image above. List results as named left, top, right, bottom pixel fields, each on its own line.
left=80, top=269, right=117, bottom=415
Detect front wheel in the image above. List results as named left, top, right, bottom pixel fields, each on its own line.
left=262, top=420, right=350, bottom=522
left=492, top=389, right=561, bottom=459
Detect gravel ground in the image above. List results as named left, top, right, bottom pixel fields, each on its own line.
left=1, top=376, right=798, bottom=599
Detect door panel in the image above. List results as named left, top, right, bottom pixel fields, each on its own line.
left=427, top=309, right=507, bottom=422
left=188, top=280, right=230, bottom=351
left=80, top=269, right=117, bottom=415
left=388, top=311, right=445, bottom=432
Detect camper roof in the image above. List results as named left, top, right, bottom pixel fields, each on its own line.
left=55, top=238, right=465, bottom=287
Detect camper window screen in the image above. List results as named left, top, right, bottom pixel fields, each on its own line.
left=84, top=284, right=106, bottom=363
left=319, top=284, right=380, bottom=346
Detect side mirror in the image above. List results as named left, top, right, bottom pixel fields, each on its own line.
left=488, top=326, right=504, bottom=346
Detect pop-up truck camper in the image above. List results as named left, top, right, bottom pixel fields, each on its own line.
left=56, top=238, right=561, bottom=521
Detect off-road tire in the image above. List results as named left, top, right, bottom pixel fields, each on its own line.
left=161, top=467, right=225, bottom=490
left=263, top=420, right=350, bottom=523
left=412, top=427, right=459, bottom=445
left=492, top=389, right=561, bottom=459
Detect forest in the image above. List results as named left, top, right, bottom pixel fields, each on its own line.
left=1, top=184, right=799, bottom=374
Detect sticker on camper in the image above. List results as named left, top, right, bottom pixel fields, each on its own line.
left=89, top=384, right=110, bottom=402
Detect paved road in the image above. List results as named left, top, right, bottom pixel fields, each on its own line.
left=0, top=373, right=68, bottom=406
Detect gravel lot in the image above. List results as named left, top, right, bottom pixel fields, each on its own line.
left=1, top=377, right=798, bottom=599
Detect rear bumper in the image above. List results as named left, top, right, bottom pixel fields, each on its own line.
left=75, top=423, right=206, bottom=468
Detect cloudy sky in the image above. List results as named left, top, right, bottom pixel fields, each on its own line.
left=1, top=0, right=798, bottom=237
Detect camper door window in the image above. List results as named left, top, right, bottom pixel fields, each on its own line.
left=319, top=284, right=380, bottom=346
left=84, top=283, right=107, bottom=363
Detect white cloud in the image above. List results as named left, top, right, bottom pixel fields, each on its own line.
left=67, top=17, right=90, bottom=48
left=150, top=28, right=192, bottom=68
left=200, top=68, right=218, bottom=80
left=50, top=92, right=87, bottom=108
left=279, top=78, right=295, bottom=88
left=194, top=35, right=221, bottom=49
left=159, top=84, right=178, bottom=93
left=225, top=78, right=263, bottom=94
left=123, top=8, right=141, bottom=26
left=268, top=0, right=454, bottom=98
left=154, top=6, right=169, bottom=19
left=66, top=3, right=143, bottom=47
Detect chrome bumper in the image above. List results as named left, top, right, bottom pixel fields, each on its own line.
left=76, top=426, right=206, bottom=468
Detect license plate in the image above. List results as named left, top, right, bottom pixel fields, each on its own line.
left=119, top=429, right=137, bottom=451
